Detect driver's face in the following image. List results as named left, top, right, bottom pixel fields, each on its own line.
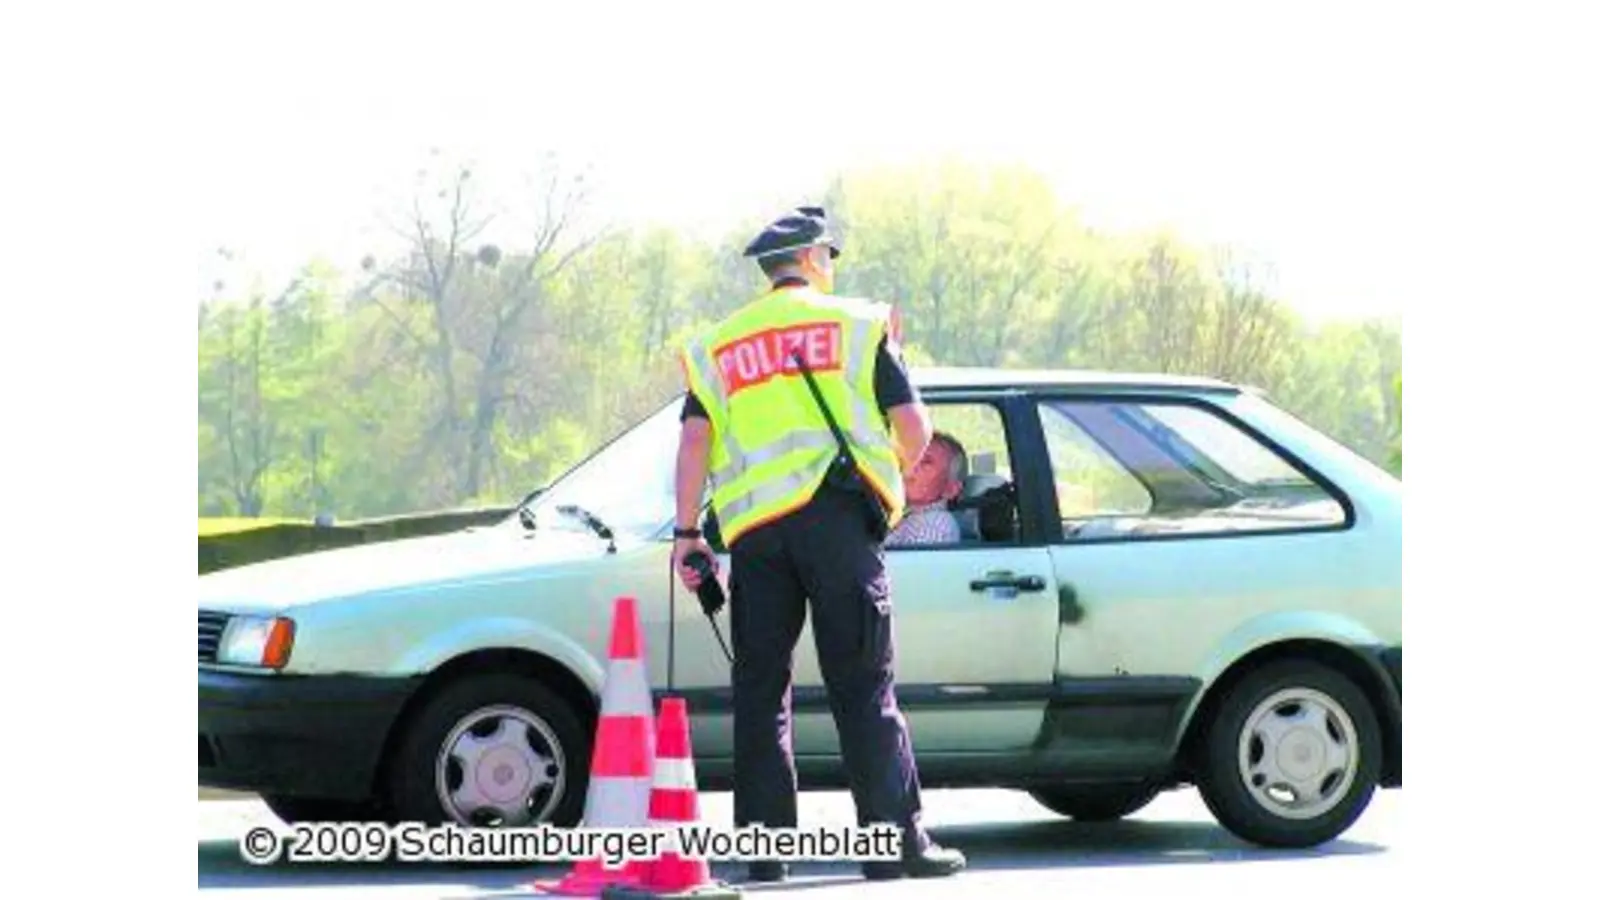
left=906, top=441, right=957, bottom=506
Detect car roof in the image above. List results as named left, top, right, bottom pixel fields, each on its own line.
left=908, top=366, right=1242, bottom=394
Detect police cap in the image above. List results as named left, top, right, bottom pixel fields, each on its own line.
left=742, top=205, right=841, bottom=260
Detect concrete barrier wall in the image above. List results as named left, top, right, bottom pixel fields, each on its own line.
left=198, top=507, right=515, bottom=574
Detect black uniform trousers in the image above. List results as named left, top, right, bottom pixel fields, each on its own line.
left=727, top=483, right=930, bottom=855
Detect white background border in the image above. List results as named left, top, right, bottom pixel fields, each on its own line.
left=4, top=1, right=1597, bottom=896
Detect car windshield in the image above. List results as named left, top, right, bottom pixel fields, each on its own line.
left=514, top=398, right=682, bottom=542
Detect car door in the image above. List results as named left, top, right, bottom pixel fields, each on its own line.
left=665, top=391, right=1063, bottom=758
left=783, top=391, right=1062, bottom=754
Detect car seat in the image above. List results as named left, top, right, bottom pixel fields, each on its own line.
left=953, top=474, right=1018, bottom=543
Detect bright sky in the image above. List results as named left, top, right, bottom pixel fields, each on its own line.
left=194, top=2, right=1440, bottom=325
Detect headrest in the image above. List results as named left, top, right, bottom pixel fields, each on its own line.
left=959, top=474, right=1011, bottom=505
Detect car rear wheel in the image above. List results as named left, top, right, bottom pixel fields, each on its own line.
left=1028, top=784, right=1160, bottom=821
left=385, top=674, right=590, bottom=829
left=1195, top=659, right=1381, bottom=848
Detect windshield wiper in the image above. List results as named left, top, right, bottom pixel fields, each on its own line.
left=557, top=504, right=617, bottom=554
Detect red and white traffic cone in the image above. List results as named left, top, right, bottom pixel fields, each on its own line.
left=602, top=696, right=741, bottom=900
left=533, top=596, right=656, bottom=896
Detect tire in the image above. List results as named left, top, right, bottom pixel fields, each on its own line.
left=384, top=673, right=591, bottom=829
left=1029, top=784, right=1160, bottom=822
left=261, top=794, right=385, bottom=825
left=1194, top=659, right=1382, bottom=848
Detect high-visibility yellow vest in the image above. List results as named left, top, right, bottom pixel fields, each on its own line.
left=680, top=285, right=906, bottom=547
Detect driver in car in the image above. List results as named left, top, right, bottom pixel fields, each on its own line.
left=886, top=432, right=968, bottom=547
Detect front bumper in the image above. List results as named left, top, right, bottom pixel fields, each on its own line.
left=199, top=668, right=420, bottom=801
left=1367, top=645, right=1401, bottom=788
left=1381, top=646, right=1401, bottom=696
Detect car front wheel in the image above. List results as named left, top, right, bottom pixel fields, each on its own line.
left=261, top=794, right=386, bottom=825
left=385, top=674, right=590, bottom=829
left=1195, top=659, right=1382, bottom=848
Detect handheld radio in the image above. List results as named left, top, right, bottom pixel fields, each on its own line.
left=667, top=548, right=734, bottom=686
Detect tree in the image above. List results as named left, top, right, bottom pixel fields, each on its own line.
left=1390, top=374, right=1402, bottom=475
left=357, top=157, right=602, bottom=505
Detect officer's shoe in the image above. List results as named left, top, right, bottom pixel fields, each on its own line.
left=744, top=861, right=789, bottom=883
left=862, top=842, right=966, bottom=881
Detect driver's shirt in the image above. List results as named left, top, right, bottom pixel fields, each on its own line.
left=679, top=276, right=917, bottom=423
left=885, top=503, right=962, bottom=547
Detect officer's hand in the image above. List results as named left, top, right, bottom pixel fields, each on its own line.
left=673, top=537, right=717, bottom=591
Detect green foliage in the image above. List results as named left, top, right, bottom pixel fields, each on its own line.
left=1390, top=375, right=1402, bottom=475
left=198, top=517, right=300, bottom=537
left=199, top=159, right=1402, bottom=519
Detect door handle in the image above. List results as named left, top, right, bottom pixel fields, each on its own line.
left=969, top=573, right=1047, bottom=592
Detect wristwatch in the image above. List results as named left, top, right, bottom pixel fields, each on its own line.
left=672, top=527, right=702, bottom=539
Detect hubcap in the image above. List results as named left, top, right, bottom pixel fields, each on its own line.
left=1238, top=687, right=1358, bottom=820
left=435, top=704, right=565, bottom=827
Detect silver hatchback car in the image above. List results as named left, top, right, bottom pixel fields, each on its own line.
left=198, top=367, right=1400, bottom=850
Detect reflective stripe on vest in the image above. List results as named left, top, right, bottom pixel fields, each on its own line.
left=681, top=288, right=905, bottom=545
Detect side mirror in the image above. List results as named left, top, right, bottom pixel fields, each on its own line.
left=516, top=488, right=544, bottom=530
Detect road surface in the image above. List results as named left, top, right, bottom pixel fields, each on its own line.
left=199, top=786, right=1403, bottom=898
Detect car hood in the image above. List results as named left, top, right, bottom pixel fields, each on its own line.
left=197, top=524, right=618, bottom=614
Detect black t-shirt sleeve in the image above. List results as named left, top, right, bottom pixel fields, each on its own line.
left=680, top=390, right=708, bottom=422
left=873, top=336, right=917, bottom=414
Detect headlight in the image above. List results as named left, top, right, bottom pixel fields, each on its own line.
left=216, top=616, right=295, bottom=668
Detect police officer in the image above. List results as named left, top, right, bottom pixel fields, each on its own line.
left=671, top=206, right=965, bottom=883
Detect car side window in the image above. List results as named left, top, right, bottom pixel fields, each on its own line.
left=1038, top=403, right=1153, bottom=518
left=1038, top=398, right=1348, bottom=541
left=885, top=400, right=1019, bottom=549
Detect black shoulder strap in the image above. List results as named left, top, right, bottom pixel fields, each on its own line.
left=790, top=351, right=853, bottom=461
left=791, top=349, right=891, bottom=544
